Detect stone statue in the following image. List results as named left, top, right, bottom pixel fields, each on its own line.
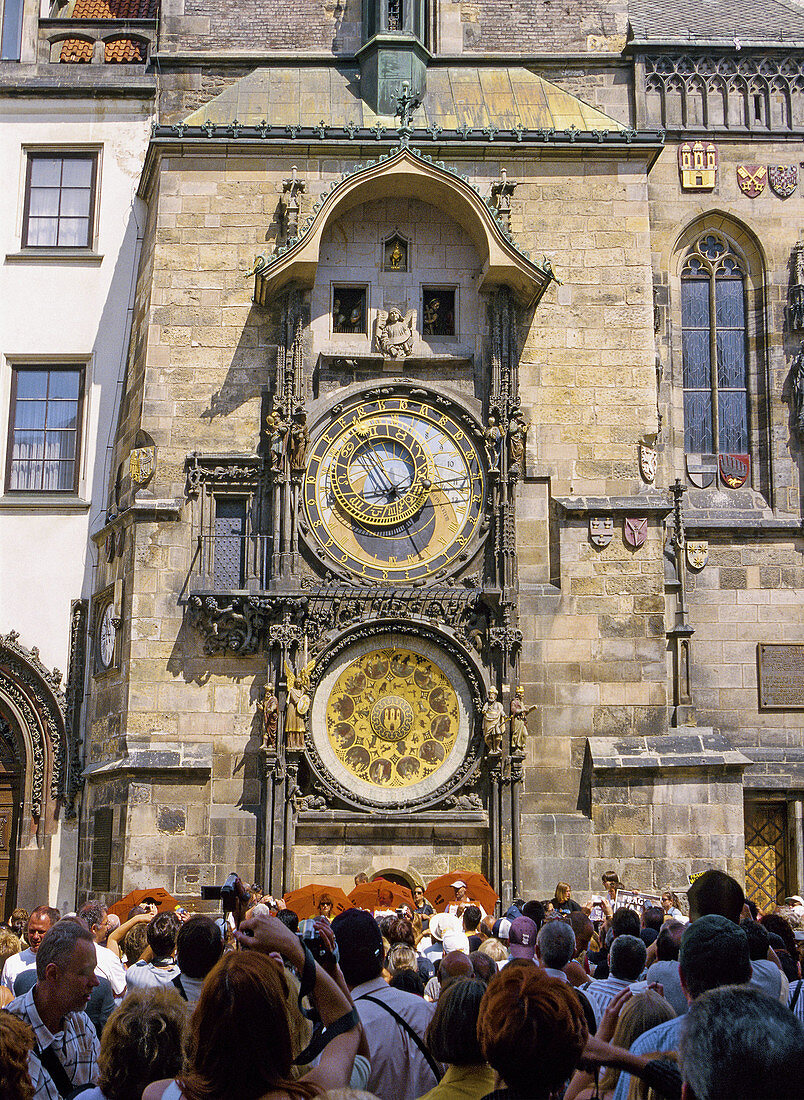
left=790, top=242, right=804, bottom=331
left=508, top=414, right=529, bottom=472
left=388, top=241, right=404, bottom=269
left=260, top=682, right=278, bottom=750
left=288, top=411, right=309, bottom=472
left=509, top=686, right=537, bottom=753
left=481, top=687, right=506, bottom=754
left=285, top=658, right=314, bottom=751
left=377, top=307, right=415, bottom=359
left=483, top=415, right=503, bottom=471
left=267, top=410, right=288, bottom=473
left=791, top=349, right=804, bottom=442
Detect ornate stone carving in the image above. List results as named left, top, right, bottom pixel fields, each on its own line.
left=64, top=600, right=88, bottom=818
left=490, top=169, right=517, bottom=229
left=280, top=166, right=306, bottom=241
left=789, top=346, right=804, bottom=442
left=509, top=687, right=536, bottom=753
left=0, top=631, right=68, bottom=818
left=285, top=658, right=314, bottom=751
left=481, top=688, right=505, bottom=754
left=259, top=682, right=278, bottom=750
left=185, top=453, right=261, bottom=498
left=186, top=595, right=308, bottom=656
left=788, top=243, right=804, bottom=332
left=376, top=308, right=415, bottom=358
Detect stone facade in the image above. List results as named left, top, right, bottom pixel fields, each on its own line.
left=9, top=0, right=795, bottom=912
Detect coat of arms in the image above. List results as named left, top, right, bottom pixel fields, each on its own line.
left=624, top=517, right=648, bottom=549
left=685, top=453, right=716, bottom=489
left=129, top=445, right=156, bottom=485
left=719, top=453, right=750, bottom=489
left=678, top=141, right=718, bottom=190
left=639, top=444, right=657, bottom=484
left=686, top=541, right=709, bottom=570
left=768, top=165, right=797, bottom=199
left=589, top=516, right=614, bottom=548
left=737, top=165, right=767, bottom=198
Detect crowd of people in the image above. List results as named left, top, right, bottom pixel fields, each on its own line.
left=1, top=869, right=804, bottom=1099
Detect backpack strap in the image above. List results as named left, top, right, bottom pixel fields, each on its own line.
left=35, top=1044, right=92, bottom=1100
left=356, top=993, right=443, bottom=1083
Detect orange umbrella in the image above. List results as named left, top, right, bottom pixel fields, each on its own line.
left=424, top=872, right=498, bottom=915
left=108, top=887, right=178, bottom=921
left=282, top=884, right=354, bottom=920
left=348, top=878, right=414, bottom=913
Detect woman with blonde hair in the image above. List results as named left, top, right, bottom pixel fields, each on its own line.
left=0, top=1012, right=35, bottom=1100
left=81, top=989, right=188, bottom=1100
left=0, top=926, right=21, bottom=1007
left=477, top=937, right=507, bottom=965
left=565, top=988, right=676, bottom=1100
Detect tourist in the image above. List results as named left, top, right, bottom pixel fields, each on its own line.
left=686, top=868, right=744, bottom=923
left=125, top=913, right=181, bottom=992
left=0, top=927, right=21, bottom=1007
left=462, top=905, right=483, bottom=951
left=477, top=964, right=588, bottom=1100
left=506, top=915, right=537, bottom=964
left=6, top=918, right=100, bottom=1097
left=422, top=913, right=459, bottom=965
left=146, top=917, right=363, bottom=1100
left=741, top=918, right=789, bottom=1002
left=639, top=906, right=664, bottom=948
left=413, top=885, right=434, bottom=925
left=81, top=988, right=188, bottom=1100
left=535, top=919, right=597, bottom=1035
left=610, top=913, right=752, bottom=1100
left=105, top=910, right=151, bottom=962
left=332, top=907, right=437, bottom=1100
left=469, top=951, right=497, bottom=984
left=549, top=883, right=582, bottom=916
left=477, top=938, right=507, bottom=966
left=77, top=901, right=127, bottom=1002
left=645, top=920, right=687, bottom=1016
left=660, top=890, right=684, bottom=921
left=0, top=1011, right=35, bottom=1099
left=681, top=985, right=804, bottom=1099
left=173, top=914, right=223, bottom=1005
left=1, top=906, right=60, bottom=992
left=419, top=978, right=495, bottom=1100
left=9, top=908, right=29, bottom=944
left=446, top=881, right=486, bottom=919
left=317, top=895, right=334, bottom=922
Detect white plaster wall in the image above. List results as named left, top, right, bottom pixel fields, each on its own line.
left=0, top=98, right=152, bottom=672
left=311, top=196, right=486, bottom=362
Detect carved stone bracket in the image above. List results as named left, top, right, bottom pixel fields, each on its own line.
left=63, top=600, right=88, bottom=818
left=185, top=453, right=262, bottom=499
left=0, top=630, right=68, bottom=817
left=187, top=594, right=308, bottom=656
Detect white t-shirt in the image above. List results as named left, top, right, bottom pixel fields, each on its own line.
left=94, top=944, right=127, bottom=999
left=1, top=948, right=36, bottom=992
left=125, top=960, right=181, bottom=993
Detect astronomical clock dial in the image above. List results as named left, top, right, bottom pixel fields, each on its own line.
left=97, top=603, right=116, bottom=670
left=310, top=635, right=474, bottom=809
left=303, top=390, right=485, bottom=582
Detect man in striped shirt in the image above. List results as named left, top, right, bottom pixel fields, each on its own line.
left=5, top=918, right=100, bottom=1100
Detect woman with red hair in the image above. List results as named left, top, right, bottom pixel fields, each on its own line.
left=477, top=964, right=588, bottom=1099
left=144, top=914, right=363, bottom=1100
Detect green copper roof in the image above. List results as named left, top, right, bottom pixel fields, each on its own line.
left=182, top=64, right=626, bottom=132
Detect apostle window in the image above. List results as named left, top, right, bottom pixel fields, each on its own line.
left=5, top=366, right=84, bottom=493
left=22, top=152, right=97, bottom=248
left=681, top=232, right=749, bottom=456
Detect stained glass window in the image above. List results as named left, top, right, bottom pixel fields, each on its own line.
left=681, top=233, right=749, bottom=457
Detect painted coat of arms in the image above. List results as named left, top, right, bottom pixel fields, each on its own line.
left=719, top=453, right=750, bottom=489
left=639, top=444, right=657, bottom=484
left=129, top=446, right=156, bottom=484
left=685, top=453, right=716, bottom=489
left=768, top=165, right=797, bottom=199
left=589, top=516, right=614, bottom=548
left=686, top=541, right=709, bottom=570
left=737, top=165, right=767, bottom=198
left=624, top=517, right=648, bottom=549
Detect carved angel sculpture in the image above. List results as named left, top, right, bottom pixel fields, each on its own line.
left=376, top=307, right=415, bottom=359
left=285, top=657, right=315, bottom=751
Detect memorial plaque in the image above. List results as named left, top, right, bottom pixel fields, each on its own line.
left=758, top=644, right=804, bottom=709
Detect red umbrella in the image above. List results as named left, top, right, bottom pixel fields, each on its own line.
left=424, top=872, right=498, bottom=915
left=348, top=878, right=414, bottom=913
left=108, top=887, right=178, bottom=921
left=282, top=884, right=354, bottom=920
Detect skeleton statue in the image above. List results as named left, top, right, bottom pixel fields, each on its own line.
left=377, top=307, right=415, bottom=358
left=484, top=415, right=504, bottom=471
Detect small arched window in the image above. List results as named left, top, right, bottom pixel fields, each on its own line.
left=681, top=232, right=749, bottom=456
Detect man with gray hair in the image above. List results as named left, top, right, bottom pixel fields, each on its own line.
left=6, top=918, right=100, bottom=1098
left=77, top=899, right=126, bottom=1003
left=584, top=934, right=648, bottom=1027
left=681, top=985, right=804, bottom=1099
left=536, top=917, right=576, bottom=979
left=1, top=904, right=60, bottom=992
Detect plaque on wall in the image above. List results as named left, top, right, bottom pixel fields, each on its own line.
left=758, top=644, right=804, bottom=710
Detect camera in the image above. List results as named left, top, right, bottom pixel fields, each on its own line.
left=297, top=918, right=338, bottom=968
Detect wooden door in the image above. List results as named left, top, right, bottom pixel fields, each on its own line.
left=745, top=801, right=788, bottom=912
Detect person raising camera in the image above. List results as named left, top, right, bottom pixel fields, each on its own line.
left=144, top=913, right=364, bottom=1100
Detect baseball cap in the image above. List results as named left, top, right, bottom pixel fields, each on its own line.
left=508, top=915, right=537, bottom=960
left=442, top=930, right=470, bottom=954
left=492, top=917, right=512, bottom=941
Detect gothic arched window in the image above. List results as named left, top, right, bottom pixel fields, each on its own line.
left=681, top=232, right=749, bottom=455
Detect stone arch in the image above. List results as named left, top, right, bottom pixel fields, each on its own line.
left=253, top=145, right=554, bottom=309
left=0, top=632, right=69, bottom=828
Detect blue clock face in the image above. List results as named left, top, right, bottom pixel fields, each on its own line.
left=302, top=389, right=486, bottom=582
